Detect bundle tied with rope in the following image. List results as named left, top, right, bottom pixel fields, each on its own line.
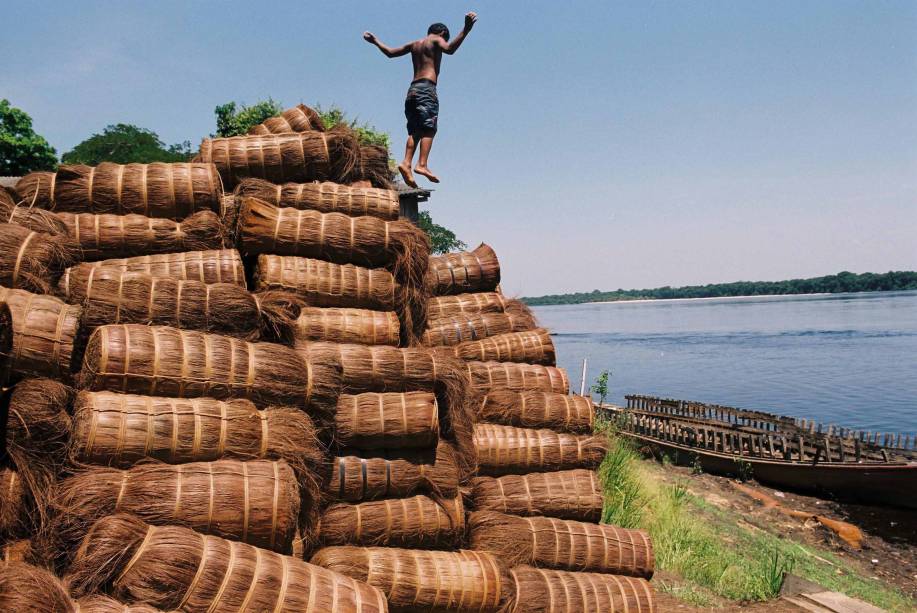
left=509, top=566, right=656, bottom=613
left=74, top=595, right=165, bottom=613
left=67, top=269, right=302, bottom=342
left=53, top=459, right=304, bottom=559
left=0, top=195, right=68, bottom=235
left=426, top=292, right=520, bottom=321
left=310, top=546, right=512, bottom=613
left=465, top=360, right=570, bottom=395
left=236, top=177, right=400, bottom=220
left=16, top=163, right=222, bottom=219
left=479, top=390, right=595, bottom=433
left=452, top=328, right=556, bottom=366
left=0, top=287, right=85, bottom=382
left=79, top=324, right=342, bottom=417
left=57, top=249, right=247, bottom=303
left=334, top=391, right=439, bottom=450
left=0, top=223, right=74, bottom=293
left=427, top=243, right=500, bottom=296
left=248, top=104, right=326, bottom=135
left=469, top=511, right=655, bottom=578
left=324, top=441, right=459, bottom=502
left=197, top=130, right=361, bottom=188
left=295, top=306, right=401, bottom=347
left=317, top=495, right=465, bottom=549
left=354, top=143, right=395, bottom=190
left=298, top=342, right=476, bottom=482
left=56, top=209, right=226, bottom=261
left=422, top=307, right=536, bottom=347
left=471, top=469, right=604, bottom=522
left=65, top=514, right=387, bottom=612
left=474, top=424, right=607, bottom=475
left=0, top=562, right=75, bottom=613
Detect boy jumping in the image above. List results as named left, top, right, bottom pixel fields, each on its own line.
left=363, top=12, right=477, bottom=187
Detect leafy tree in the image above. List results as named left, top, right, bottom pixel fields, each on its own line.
left=62, top=124, right=191, bottom=165
left=316, top=104, right=391, bottom=150
left=0, top=99, right=58, bottom=174
left=418, top=210, right=467, bottom=254
left=591, top=370, right=611, bottom=406
left=214, top=99, right=284, bottom=137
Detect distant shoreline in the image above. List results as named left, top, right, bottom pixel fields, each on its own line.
left=586, top=291, right=834, bottom=305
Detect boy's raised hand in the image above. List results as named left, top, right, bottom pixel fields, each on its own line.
left=464, top=12, right=477, bottom=31
left=363, top=31, right=377, bottom=43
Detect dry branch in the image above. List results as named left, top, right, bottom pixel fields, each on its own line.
left=0, top=224, right=74, bottom=293
left=427, top=243, right=500, bottom=296
left=471, top=469, right=603, bottom=522
left=248, top=104, right=325, bottom=135
left=295, top=306, right=400, bottom=346
left=236, top=178, right=399, bottom=220
left=335, top=391, right=438, bottom=450
left=66, top=514, right=387, bottom=612
left=469, top=511, right=655, bottom=578
left=310, top=546, right=510, bottom=613
left=474, top=424, right=607, bottom=476
left=479, top=390, right=594, bottom=433
left=317, top=495, right=465, bottom=549
left=56, top=209, right=225, bottom=261
left=509, top=566, right=656, bottom=613
left=464, top=361, right=570, bottom=395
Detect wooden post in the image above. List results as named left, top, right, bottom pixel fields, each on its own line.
left=579, top=357, right=588, bottom=397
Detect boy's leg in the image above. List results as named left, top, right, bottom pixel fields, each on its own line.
left=414, top=130, right=439, bottom=183
left=398, top=134, right=418, bottom=188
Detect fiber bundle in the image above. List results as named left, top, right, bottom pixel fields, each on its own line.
left=0, top=223, right=73, bottom=293
left=426, top=292, right=514, bottom=321
left=422, top=309, right=536, bottom=347
left=248, top=104, right=325, bottom=135
left=334, top=391, right=439, bottom=449
left=237, top=177, right=399, bottom=220
left=428, top=243, right=500, bottom=296
left=464, top=361, right=570, bottom=395
left=295, top=306, right=400, bottom=346
left=453, top=329, right=556, bottom=366
left=509, top=566, right=656, bottom=613
left=474, top=424, right=607, bottom=475
left=0, top=197, right=67, bottom=235
left=471, top=469, right=604, bottom=522
left=479, top=390, right=594, bottom=433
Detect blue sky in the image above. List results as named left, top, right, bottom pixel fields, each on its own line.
left=2, top=1, right=915, bottom=295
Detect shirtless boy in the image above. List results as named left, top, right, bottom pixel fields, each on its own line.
left=363, top=12, right=478, bottom=187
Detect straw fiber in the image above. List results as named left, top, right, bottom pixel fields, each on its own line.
left=474, top=424, right=607, bottom=476
left=427, top=244, right=500, bottom=296
left=422, top=309, right=536, bottom=347
left=75, top=594, right=165, bottom=612
left=0, top=287, right=83, bottom=382
left=509, top=566, right=656, bottom=613
left=0, top=562, right=74, bottom=613
left=197, top=131, right=360, bottom=188
left=236, top=177, right=399, bottom=220
left=426, top=292, right=513, bottom=321
left=452, top=329, right=556, bottom=366
left=295, top=306, right=400, bottom=346
left=66, top=514, right=387, bottom=612
left=0, top=469, right=27, bottom=541
left=297, top=343, right=476, bottom=480
left=18, top=163, right=221, bottom=218
left=0, top=224, right=73, bottom=293
left=471, top=469, right=603, bottom=522
left=1, top=540, right=33, bottom=568
left=479, top=390, right=594, bottom=433
left=79, top=324, right=342, bottom=415
left=465, top=361, right=569, bottom=395
left=310, top=547, right=510, bottom=613
left=237, top=198, right=430, bottom=287
left=58, top=249, right=246, bottom=301
left=335, top=391, right=438, bottom=450
left=70, top=391, right=321, bottom=475
left=324, top=441, right=459, bottom=502
left=469, top=512, right=655, bottom=578
left=56, top=459, right=302, bottom=554
left=248, top=104, right=325, bottom=135
left=0, top=197, right=67, bottom=235
left=56, top=209, right=225, bottom=261
left=317, top=495, right=465, bottom=549
left=73, top=270, right=301, bottom=342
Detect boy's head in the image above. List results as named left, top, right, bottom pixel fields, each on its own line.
left=428, top=22, right=450, bottom=41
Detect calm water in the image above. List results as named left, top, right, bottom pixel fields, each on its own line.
left=532, top=290, right=917, bottom=434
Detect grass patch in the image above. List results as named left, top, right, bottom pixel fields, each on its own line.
left=595, top=417, right=915, bottom=610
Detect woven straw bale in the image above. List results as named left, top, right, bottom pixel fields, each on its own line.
left=335, top=391, right=438, bottom=449
left=237, top=177, right=399, bottom=220
left=471, top=469, right=603, bottom=522
left=311, top=547, right=510, bottom=613
left=474, top=424, right=607, bottom=475
left=509, top=566, right=656, bottom=613
left=479, top=390, right=594, bottom=433
left=452, top=328, right=556, bottom=366
left=469, top=511, right=655, bottom=578
left=0, top=223, right=73, bottom=293
left=426, top=292, right=517, bottom=321
left=427, top=243, right=500, bottom=296
left=0, top=287, right=83, bottom=382
left=422, top=308, right=536, bottom=347
left=67, top=514, right=387, bottom=612
left=248, top=104, right=326, bottom=135
left=318, top=495, right=465, bottom=549
left=465, top=361, right=569, bottom=395
left=295, top=306, right=400, bottom=346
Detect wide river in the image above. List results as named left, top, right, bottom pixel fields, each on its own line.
left=532, top=290, right=917, bottom=434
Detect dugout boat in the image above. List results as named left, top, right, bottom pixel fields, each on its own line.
left=605, top=395, right=917, bottom=510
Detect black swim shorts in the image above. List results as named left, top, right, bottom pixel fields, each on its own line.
left=405, top=78, right=439, bottom=135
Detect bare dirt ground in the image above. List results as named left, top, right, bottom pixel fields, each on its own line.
left=649, top=462, right=917, bottom=610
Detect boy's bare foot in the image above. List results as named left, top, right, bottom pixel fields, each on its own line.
left=398, top=163, right=418, bottom=188
left=414, top=165, right=440, bottom=183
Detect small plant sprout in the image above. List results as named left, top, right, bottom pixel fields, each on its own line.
left=592, top=369, right=612, bottom=406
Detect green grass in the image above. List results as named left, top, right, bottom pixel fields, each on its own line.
left=595, top=418, right=915, bottom=610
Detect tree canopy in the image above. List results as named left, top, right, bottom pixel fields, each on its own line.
left=0, top=99, right=58, bottom=175
left=418, top=210, right=467, bottom=254
left=522, top=271, right=917, bottom=305
left=61, top=124, right=191, bottom=165
left=214, top=99, right=284, bottom=137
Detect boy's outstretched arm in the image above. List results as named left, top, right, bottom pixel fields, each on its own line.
left=363, top=31, right=411, bottom=58
left=439, top=12, right=477, bottom=55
